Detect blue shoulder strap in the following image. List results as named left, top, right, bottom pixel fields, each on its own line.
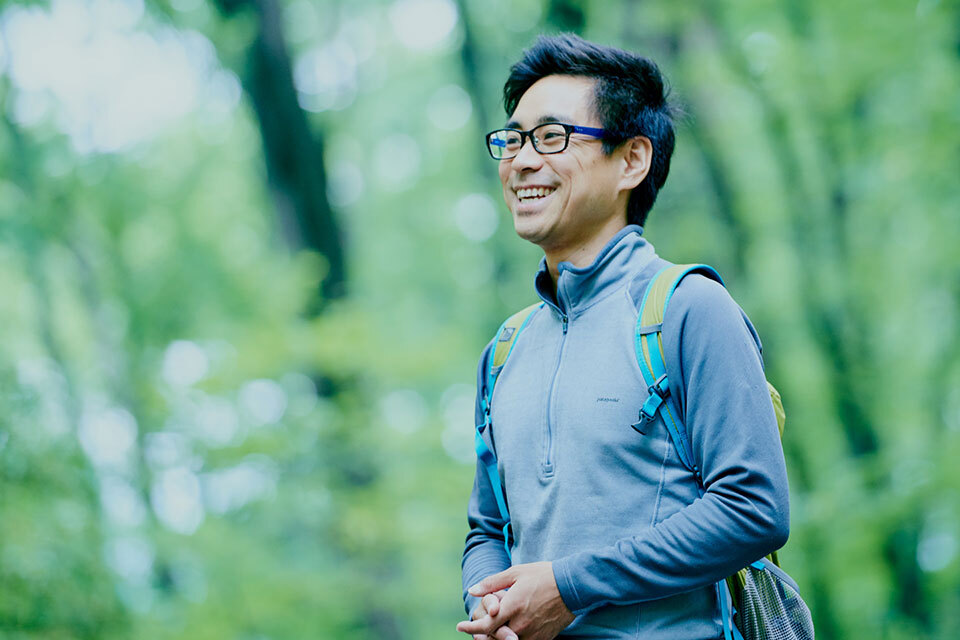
left=634, top=264, right=723, bottom=483
left=474, top=302, right=542, bottom=560
left=635, top=264, right=745, bottom=640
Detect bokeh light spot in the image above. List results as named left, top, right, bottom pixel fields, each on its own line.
left=389, top=0, right=458, bottom=52
left=427, top=84, right=472, bottom=131
left=455, top=193, right=499, bottom=242
left=379, top=389, right=428, bottom=434
left=151, top=467, right=205, bottom=535
left=162, top=340, right=209, bottom=388
left=239, top=379, right=288, bottom=425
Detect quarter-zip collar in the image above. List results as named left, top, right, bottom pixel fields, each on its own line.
left=534, top=224, right=654, bottom=316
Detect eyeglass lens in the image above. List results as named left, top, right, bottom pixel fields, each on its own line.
left=488, top=123, right=568, bottom=159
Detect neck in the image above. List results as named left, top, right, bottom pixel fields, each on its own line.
left=543, top=216, right=628, bottom=289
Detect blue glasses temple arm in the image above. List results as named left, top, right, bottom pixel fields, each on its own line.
left=570, top=125, right=606, bottom=138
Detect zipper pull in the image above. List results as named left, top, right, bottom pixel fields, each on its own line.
left=561, top=313, right=568, bottom=334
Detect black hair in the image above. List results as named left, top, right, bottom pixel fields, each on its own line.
left=503, top=33, right=676, bottom=227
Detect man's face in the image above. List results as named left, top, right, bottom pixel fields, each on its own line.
left=498, top=75, right=625, bottom=252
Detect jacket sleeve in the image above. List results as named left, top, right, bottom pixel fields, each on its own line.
left=461, top=339, right=512, bottom=616
left=551, top=274, right=791, bottom=614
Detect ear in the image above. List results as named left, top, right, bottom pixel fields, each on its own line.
left=618, top=136, right=652, bottom=193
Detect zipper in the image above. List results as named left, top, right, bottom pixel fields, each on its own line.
left=543, top=292, right=569, bottom=475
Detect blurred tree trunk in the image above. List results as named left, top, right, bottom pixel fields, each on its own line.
left=620, top=3, right=845, bottom=634
left=452, top=0, right=493, bottom=175
left=0, top=81, right=131, bottom=637
left=0, top=114, right=82, bottom=436
left=622, top=16, right=749, bottom=275
left=692, top=9, right=846, bottom=637
left=696, top=3, right=945, bottom=638
left=204, top=3, right=399, bottom=634
left=700, top=1, right=879, bottom=460
left=212, top=0, right=346, bottom=307
left=453, top=0, right=531, bottom=327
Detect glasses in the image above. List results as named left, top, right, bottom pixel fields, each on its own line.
left=485, top=122, right=607, bottom=160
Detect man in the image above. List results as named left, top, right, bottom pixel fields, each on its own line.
left=457, top=34, right=790, bottom=640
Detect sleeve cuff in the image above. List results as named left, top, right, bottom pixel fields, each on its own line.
left=464, top=594, right=481, bottom=617
left=552, top=556, right=588, bottom=614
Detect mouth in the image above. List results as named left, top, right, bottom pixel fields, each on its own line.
left=515, top=186, right=557, bottom=205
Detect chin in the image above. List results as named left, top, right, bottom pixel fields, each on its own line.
left=513, top=196, right=564, bottom=237
left=511, top=215, right=536, bottom=240
left=512, top=217, right=551, bottom=246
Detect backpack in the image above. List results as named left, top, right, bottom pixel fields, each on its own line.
left=473, top=263, right=815, bottom=640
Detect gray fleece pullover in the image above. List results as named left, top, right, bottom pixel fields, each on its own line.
left=461, top=225, right=790, bottom=639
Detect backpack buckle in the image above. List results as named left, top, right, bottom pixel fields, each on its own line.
left=632, top=374, right=670, bottom=435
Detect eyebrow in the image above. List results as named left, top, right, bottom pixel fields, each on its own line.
left=504, top=114, right=572, bottom=129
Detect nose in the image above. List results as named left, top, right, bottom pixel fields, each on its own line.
left=510, top=134, right=543, bottom=171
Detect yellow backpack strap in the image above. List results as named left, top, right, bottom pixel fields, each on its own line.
left=491, top=302, right=543, bottom=375
left=637, top=264, right=786, bottom=437
left=636, top=264, right=697, bottom=379
left=768, top=381, right=786, bottom=437
left=478, top=302, right=543, bottom=422
left=474, top=301, right=542, bottom=561
left=633, top=264, right=724, bottom=473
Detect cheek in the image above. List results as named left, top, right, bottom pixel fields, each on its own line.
left=498, top=162, right=511, bottom=187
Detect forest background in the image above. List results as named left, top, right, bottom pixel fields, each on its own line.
left=1, top=0, right=958, bottom=638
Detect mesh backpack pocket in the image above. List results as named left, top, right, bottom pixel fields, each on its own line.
left=735, top=559, right=815, bottom=640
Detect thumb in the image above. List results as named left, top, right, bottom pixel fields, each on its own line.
left=468, top=569, right=515, bottom=597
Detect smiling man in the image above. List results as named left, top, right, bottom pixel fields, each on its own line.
left=457, top=35, right=790, bottom=640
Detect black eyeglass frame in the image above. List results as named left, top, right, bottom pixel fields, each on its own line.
left=485, top=122, right=607, bottom=160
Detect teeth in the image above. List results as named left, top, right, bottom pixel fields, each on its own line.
left=517, top=187, right=555, bottom=200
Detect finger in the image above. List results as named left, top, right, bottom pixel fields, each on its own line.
left=490, top=588, right=521, bottom=621
left=482, top=593, right=500, bottom=617
left=467, top=569, right=515, bottom=597
left=471, top=621, right=511, bottom=640
left=458, top=593, right=522, bottom=636
left=456, top=617, right=499, bottom=636
left=494, top=625, right=518, bottom=640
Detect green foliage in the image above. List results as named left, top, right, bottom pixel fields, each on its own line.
left=0, top=0, right=958, bottom=638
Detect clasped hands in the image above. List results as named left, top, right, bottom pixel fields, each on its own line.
left=456, top=561, right=575, bottom=640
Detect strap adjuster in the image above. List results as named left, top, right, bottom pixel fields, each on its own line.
left=631, top=374, right=670, bottom=435
left=476, top=406, right=492, bottom=434
left=648, top=373, right=670, bottom=399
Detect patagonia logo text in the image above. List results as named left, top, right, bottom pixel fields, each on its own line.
left=596, top=397, right=620, bottom=403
